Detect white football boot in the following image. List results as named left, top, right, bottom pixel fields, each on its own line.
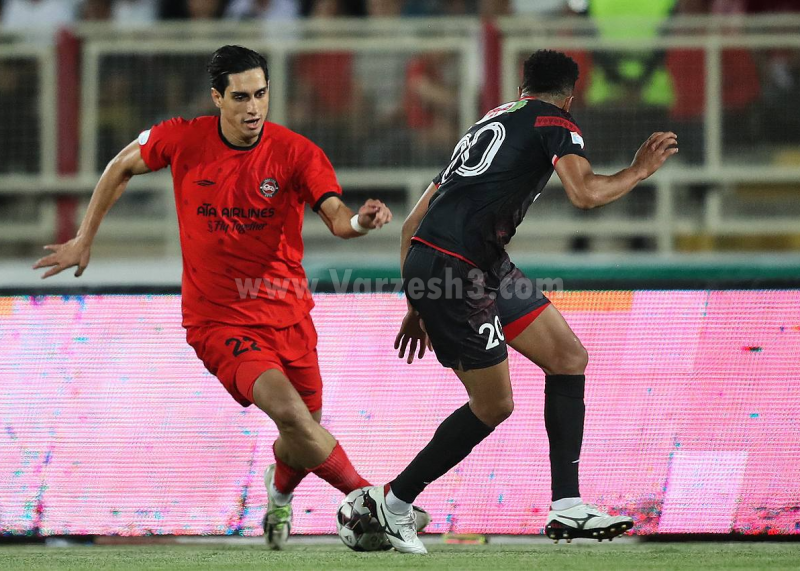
left=262, top=464, right=292, bottom=550
left=546, top=503, right=633, bottom=543
left=364, top=486, right=427, bottom=554
left=413, top=505, right=431, bottom=532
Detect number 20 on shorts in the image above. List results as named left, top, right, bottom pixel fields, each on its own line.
left=479, top=316, right=505, bottom=350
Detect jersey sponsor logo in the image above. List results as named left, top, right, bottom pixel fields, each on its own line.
left=534, top=116, right=582, bottom=135
left=571, top=131, right=585, bottom=149
left=476, top=99, right=528, bottom=125
left=259, top=178, right=279, bottom=198
left=138, top=129, right=151, bottom=145
left=195, top=203, right=275, bottom=219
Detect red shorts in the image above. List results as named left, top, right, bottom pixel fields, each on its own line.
left=186, top=315, right=322, bottom=412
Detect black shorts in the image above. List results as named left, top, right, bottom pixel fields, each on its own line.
left=403, top=243, right=550, bottom=371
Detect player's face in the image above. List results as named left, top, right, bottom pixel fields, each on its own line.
left=213, top=67, right=269, bottom=145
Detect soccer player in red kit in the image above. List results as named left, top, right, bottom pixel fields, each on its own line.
left=33, top=45, right=428, bottom=549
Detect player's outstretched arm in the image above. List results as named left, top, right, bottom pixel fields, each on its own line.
left=316, top=196, right=392, bottom=239
left=555, top=131, right=678, bottom=210
left=394, top=182, right=438, bottom=363
left=400, top=182, right=437, bottom=273
left=33, top=139, right=152, bottom=279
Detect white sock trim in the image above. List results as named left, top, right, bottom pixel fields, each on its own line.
left=551, top=497, right=582, bottom=511
left=386, top=489, right=412, bottom=515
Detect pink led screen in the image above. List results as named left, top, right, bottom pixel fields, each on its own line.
left=1, top=291, right=799, bottom=536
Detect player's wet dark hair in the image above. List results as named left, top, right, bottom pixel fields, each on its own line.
left=521, top=50, right=579, bottom=97
left=207, top=45, right=269, bottom=96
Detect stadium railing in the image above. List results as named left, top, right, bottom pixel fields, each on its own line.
left=1, top=16, right=799, bottom=255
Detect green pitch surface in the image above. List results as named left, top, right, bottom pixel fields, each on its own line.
left=3, top=542, right=800, bottom=570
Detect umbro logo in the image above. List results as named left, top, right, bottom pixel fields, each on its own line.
left=194, top=179, right=216, bottom=186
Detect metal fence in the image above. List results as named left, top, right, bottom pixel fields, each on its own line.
left=1, top=16, right=799, bottom=255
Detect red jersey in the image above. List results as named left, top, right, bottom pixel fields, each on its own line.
left=138, top=116, right=341, bottom=329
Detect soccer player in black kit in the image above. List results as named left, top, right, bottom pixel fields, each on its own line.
left=364, top=50, right=678, bottom=554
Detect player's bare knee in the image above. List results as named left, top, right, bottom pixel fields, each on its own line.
left=472, top=397, right=514, bottom=428
left=551, top=340, right=588, bottom=375
left=271, top=404, right=315, bottom=438
left=567, top=342, right=589, bottom=374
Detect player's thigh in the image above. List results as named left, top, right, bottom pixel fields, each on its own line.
left=283, top=347, right=324, bottom=416
left=454, top=359, right=513, bottom=428
left=186, top=324, right=284, bottom=407
left=404, top=243, right=507, bottom=371
left=507, top=304, right=588, bottom=375
left=496, top=266, right=551, bottom=340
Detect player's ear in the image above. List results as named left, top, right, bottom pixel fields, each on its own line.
left=211, top=88, right=223, bottom=109
left=562, top=95, right=574, bottom=113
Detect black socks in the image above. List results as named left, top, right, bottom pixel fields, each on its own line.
left=390, top=403, right=494, bottom=503
left=545, top=374, right=586, bottom=501
left=390, top=375, right=586, bottom=504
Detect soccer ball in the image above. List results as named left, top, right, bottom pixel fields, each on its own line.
left=336, top=488, right=388, bottom=552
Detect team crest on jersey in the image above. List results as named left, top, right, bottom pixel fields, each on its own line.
left=259, top=178, right=279, bottom=198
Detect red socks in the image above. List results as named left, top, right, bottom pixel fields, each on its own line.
left=273, top=443, right=309, bottom=495
left=310, top=442, right=371, bottom=494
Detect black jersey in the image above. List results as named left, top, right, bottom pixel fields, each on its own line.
left=413, top=97, right=587, bottom=281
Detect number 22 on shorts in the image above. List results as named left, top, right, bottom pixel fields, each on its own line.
left=479, top=316, right=505, bottom=350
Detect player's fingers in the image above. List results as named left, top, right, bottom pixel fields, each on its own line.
left=75, top=265, right=86, bottom=277
left=32, top=255, right=56, bottom=269
left=647, top=132, right=663, bottom=150
left=41, top=265, right=64, bottom=279
left=394, top=331, right=403, bottom=350
left=656, top=137, right=678, bottom=153
left=650, top=136, right=665, bottom=151
left=653, top=132, right=677, bottom=151
left=418, top=338, right=426, bottom=359
left=43, top=244, right=60, bottom=251
left=407, top=338, right=418, bottom=364
left=376, top=210, right=390, bottom=228
left=399, top=334, right=410, bottom=358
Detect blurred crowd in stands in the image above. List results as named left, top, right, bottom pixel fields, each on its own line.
left=1, top=0, right=800, bottom=175
left=2, top=0, right=799, bottom=29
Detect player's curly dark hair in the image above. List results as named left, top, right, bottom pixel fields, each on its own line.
left=207, top=45, right=269, bottom=96
left=521, top=50, right=579, bottom=97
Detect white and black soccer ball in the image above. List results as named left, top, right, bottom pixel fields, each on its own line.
left=336, top=488, right=388, bottom=552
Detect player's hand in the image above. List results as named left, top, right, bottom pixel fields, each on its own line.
left=32, top=237, right=91, bottom=279
left=631, top=131, right=678, bottom=180
left=357, top=199, right=392, bottom=230
left=395, top=308, right=432, bottom=364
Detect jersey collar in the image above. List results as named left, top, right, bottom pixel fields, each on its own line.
left=217, top=116, right=265, bottom=151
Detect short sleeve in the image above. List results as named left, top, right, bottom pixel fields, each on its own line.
left=535, top=115, right=587, bottom=167
left=295, top=141, right=342, bottom=212
left=138, top=117, right=187, bottom=172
